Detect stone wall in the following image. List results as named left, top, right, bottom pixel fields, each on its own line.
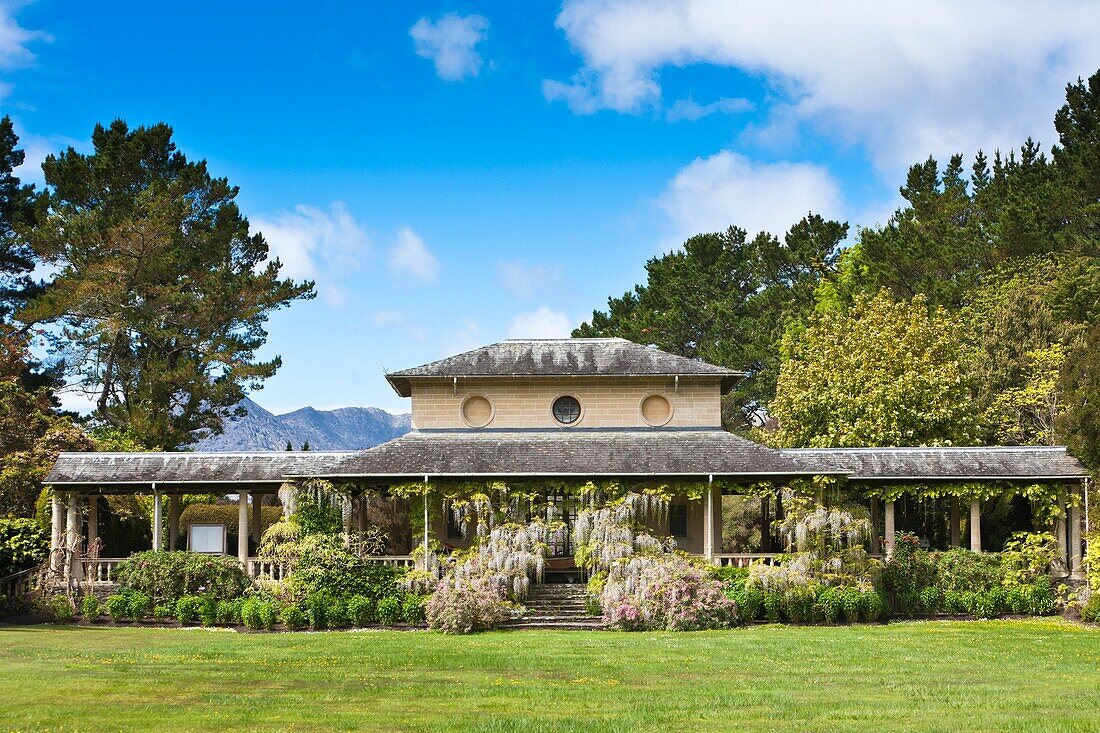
left=410, top=376, right=722, bottom=430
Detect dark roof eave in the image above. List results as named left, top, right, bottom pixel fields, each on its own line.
left=386, top=371, right=746, bottom=398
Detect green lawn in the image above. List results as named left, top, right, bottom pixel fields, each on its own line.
left=1, top=620, right=1098, bottom=733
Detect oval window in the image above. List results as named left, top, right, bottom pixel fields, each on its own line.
left=552, top=395, right=582, bottom=425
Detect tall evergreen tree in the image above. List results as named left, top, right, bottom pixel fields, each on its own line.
left=20, top=121, right=315, bottom=448
left=0, top=116, right=38, bottom=321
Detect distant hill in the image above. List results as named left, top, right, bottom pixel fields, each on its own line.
left=193, top=397, right=411, bottom=452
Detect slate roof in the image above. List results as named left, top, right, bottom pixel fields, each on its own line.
left=301, top=429, right=814, bottom=479
left=46, top=451, right=353, bottom=488
left=385, top=338, right=745, bottom=397
left=782, top=446, right=1089, bottom=482
left=46, top=441, right=1090, bottom=489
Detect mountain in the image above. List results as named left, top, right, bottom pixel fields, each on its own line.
left=193, top=398, right=411, bottom=452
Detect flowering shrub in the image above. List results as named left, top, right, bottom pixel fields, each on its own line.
left=114, top=551, right=249, bottom=605
left=601, top=554, right=737, bottom=630
left=425, top=580, right=513, bottom=633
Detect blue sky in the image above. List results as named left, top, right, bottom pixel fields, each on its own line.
left=2, top=1, right=1098, bottom=414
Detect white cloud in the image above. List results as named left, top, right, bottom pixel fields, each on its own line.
left=253, top=202, right=369, bottom=306
left=0, top=4, right=49, bottom=71
left=660, top=150, right=842, bottom=241
left=497, top=260, right=554, bottom=299
left=546, top=0, right=1100, bottom=172
left=369, top=310, right=428, bottom=341
left=388, top=227, right=440, bottom=282
left=508, top=307, right=574, bottom=339
left=666, top=96, right=753, bottom=122
left=410, top=13, right=489, bottom=82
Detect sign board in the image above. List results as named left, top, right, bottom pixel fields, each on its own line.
left=188, top=523, right=227, bottom=554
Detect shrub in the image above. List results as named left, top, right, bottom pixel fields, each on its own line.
left=377, top=595, right=402, bottom=626
left=329, top=599, right=349, bottom=628
left=933, top=549, right=1002, bottom=593
left=127, top=592, right=151, bottom=620
left=1082, top=593, right=1100, bottom=623
left=785, top=586, right=816, bottom=623
left=241, top=598, right=265, bottom=630
left=763, top=591, right=784, bottom=622
left=943, top=590, right=967, bottom=615
left=919, top=586, right=943, bottom=614
left=860, top=590, right=887, bottom=621
left=175, top=595, right=204, bottom=625
left=105, top=594, right=130, bottom=622
left=153, top=603, right=173, bottom=622
left=288, top=536, right=404, bottom=602
left=258, top=600, right=279, bottom=630
left=1001, top=532, right=1057, bottom=588
left=80, top=595, right=100, bottom=621
left=964, top=590, right=999, bottom=620
left=281, top=603, right=307, bottom=630
left=1006, top=586, right=1030, bottom=615
left=48, top=595, right=76, bottom=623
left=402, top=594, right=427, bottom=624
left=425, top=582, right=511, bottom=633
left=0, top=518, right=48, bottom=577
left=839, top=587, right=863, bottom=622
left=347, top=595, right=374, bottom=626
left=600, top=554, right=737, bottom=631
left=305, top=591, right=332, bottom=629
left=815, top=586, right=843, bottom=623
left=114, top=551, right=250, bottom=605
left=217, top=598, right=243, bottom=626
left=198, top=596, right=218, bottom=627
left=1025, top=577, right=1056, bottom=616
left=737, top=587, right=764, bottom=622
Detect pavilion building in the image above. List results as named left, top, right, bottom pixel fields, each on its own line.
left=46, top=338, right=1090, bottom=583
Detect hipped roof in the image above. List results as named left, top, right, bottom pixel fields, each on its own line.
left=385, top=339, right=745, bottom=397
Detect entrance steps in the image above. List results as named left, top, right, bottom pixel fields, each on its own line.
left=504, top=583, right=605, bottom=630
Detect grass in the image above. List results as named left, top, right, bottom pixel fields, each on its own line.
left=0, top=620, right=1098, bottom=732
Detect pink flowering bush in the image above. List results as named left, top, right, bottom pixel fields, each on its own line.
left=424, top=579, right=515, bottom=633
left=601, top=554, right=737, bottom=631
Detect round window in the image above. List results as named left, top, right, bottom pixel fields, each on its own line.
left=640, top=394, right=673, bottom=426
left=552, top=395, right=582, bottom=425
left=461, top=395, right=493, bottom=428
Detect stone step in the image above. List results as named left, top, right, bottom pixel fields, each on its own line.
left=503, top=621, right=605, bottom=630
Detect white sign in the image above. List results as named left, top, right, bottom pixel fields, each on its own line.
left=189, top=523, right=226, bottom=554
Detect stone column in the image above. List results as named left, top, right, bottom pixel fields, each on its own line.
left=251, top=494, right=263, bottom=543
left=1054, top=497, right=1069, bottom=570
left=869, top=497, right=880, bottom=554
left=760, top=495, right=771, bottom=553
left=152, top=488, right=163, bottom=551
left=168, top=494, right=180, bottom=551
left=50, top=492, right=64, bottom=573
left=66, top=493, right=84, bottom=582
left=238, top=492, right=250, bottom=565
left=1069, top=504, right=1084, bottom=579
left=703, top=481, right=715, bottom=562
left=884, top=500, right=896, bottom=555
left=358, top=496, right=369, bottom=534
left=949, top=497, right=960, bottom=548
left=87, top=496, right=99, bottom=544
left=969, top=499, right=982, bottom=552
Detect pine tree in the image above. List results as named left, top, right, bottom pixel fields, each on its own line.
left=20, top=121, right=315, bottom=448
